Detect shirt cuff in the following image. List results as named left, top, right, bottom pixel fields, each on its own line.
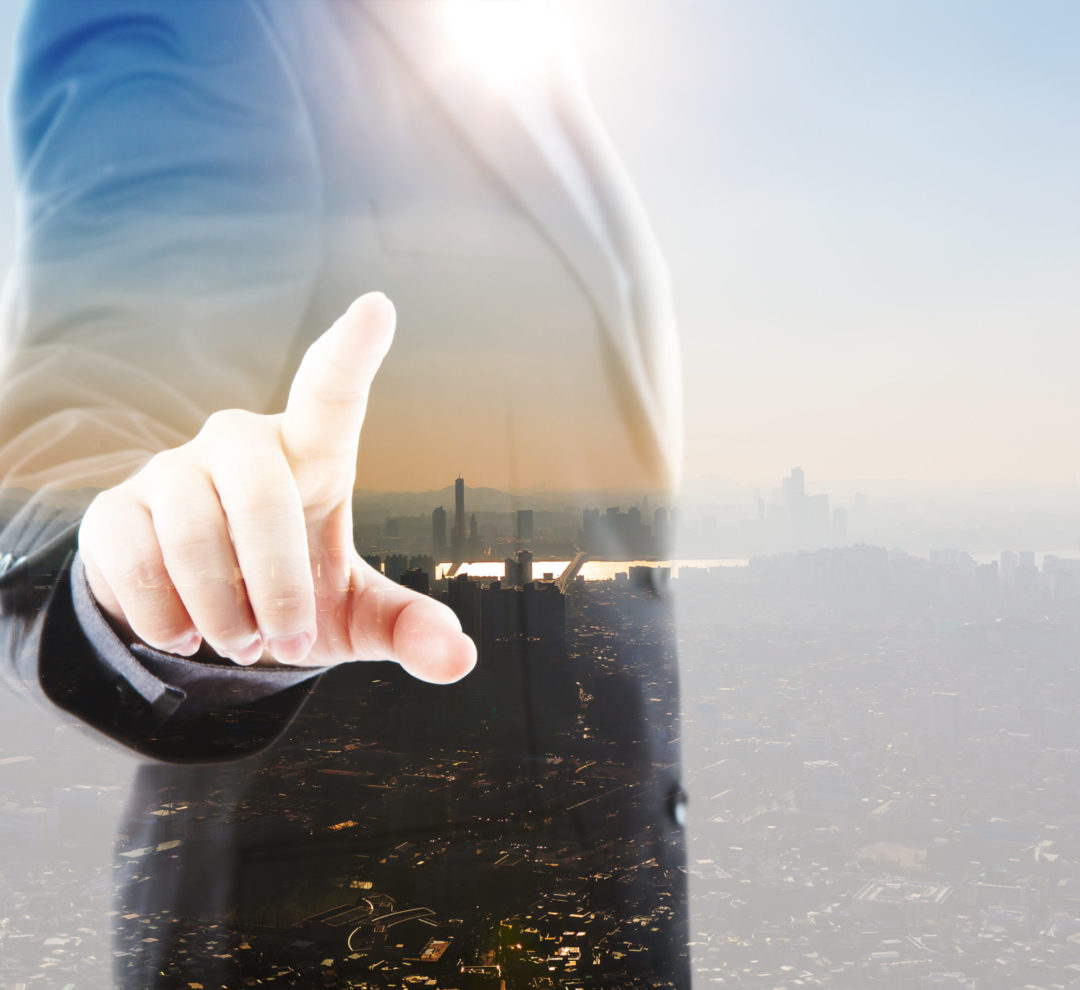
left=70, top=550, right=328, bottom=714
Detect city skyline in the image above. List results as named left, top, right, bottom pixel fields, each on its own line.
left=8, top=541, right=1080, bottom=984
left=10, top=457, right=1080, bottom=560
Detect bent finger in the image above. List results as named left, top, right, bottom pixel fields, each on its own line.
left=149, top=471, right=263, bottom=665
left=79, top=493, right=200, bottom=655
left=210, top=440, right=317, bottom=664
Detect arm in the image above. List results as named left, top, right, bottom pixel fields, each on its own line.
left=0, top=0, right=326, bottom=759
left=0, top=0, right=475, bottom=763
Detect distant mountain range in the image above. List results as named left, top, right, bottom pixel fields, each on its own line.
left=1, top=483, right=673, bottom=526
left=351, top=483, right=673, bottom=520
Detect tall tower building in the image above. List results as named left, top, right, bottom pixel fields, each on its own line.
left=432, top=506, right=447, bottom=560
left=789, top=466, right=805, bottom=500
left=453, top=476, right=465, bottom=557
left=516, top=508, right=534, bottom=543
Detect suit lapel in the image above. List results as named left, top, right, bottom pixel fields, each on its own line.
left=361, top=3, right=627, bottom=348
left=550, top=58, right=685, bottom=487
left=360, top=0, right=680, bottom=487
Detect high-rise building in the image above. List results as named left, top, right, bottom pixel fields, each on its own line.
left=503, top=549, right=534, bottom=589
left=784, top=466, right=805, bottom=503
left=516, top=508, right=534, bottom=543
left=517, top=548, right=533, bottom=586
left=409, top=554, right=435, bottom=583
left=446, top=573, right=481, bottom=644
left=432, top=506, right=447, bottom=559
left=653, top=506, right=669, bottom=549
left=384, top=553, right=409, bottom=583
left=1000, top=550, right=1018, bottom=583
left=453, top=476, right=465, bottom=557
left=605, top=506, right=623, bottom=554
left=400, top=568, right=429, bottom=595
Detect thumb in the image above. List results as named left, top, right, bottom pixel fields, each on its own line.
left=280, top=292, right=396, bottom=505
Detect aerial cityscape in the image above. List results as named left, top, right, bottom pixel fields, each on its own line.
left=3, top=470, right=1080, bottom=986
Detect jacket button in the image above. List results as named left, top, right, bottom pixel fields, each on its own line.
left=667, top=786, right=688, bottom=828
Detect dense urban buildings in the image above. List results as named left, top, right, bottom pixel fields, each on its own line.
left=5, top=473, right=1080, bottom=985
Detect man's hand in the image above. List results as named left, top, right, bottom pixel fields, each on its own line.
left=78, top=292, right=477, bottom=684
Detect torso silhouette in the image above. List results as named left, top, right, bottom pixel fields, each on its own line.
left=0, top=3, right=688, bottom=986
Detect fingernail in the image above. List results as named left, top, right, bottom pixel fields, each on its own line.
left=267, top=632, right=314, bottom=665
left=170, top=633, right=202, bottom=657
left=227, top=635, right=264, bottom=666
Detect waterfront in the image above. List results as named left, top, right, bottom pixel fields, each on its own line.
left=435, top=558, right=750, bottom=581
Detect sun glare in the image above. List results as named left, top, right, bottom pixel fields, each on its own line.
left=443, top=0, right=563, bottom=87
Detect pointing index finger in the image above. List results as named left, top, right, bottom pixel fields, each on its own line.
left=280, top=292, right=395, bottom=503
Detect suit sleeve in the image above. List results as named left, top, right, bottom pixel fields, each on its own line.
left=0, top=0, right=327, bottom=761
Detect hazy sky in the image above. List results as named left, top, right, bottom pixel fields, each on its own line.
left=2, top=2, right=1078, bottom=490
left=570, top=0, right=1080, bottom=488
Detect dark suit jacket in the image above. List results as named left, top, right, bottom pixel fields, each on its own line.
left=0, top=2, right=689, bottom=985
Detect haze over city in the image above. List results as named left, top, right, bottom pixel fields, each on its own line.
left=2, top=4, right=1080, bottom=988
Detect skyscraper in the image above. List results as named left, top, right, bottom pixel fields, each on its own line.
left=453, top=476, right=465, bottom=558
left=793, top=465, right=805, bottom=494
left=432, top=505, right=447, bottom=560
left=517, top=548, right=533, bottom=586
left=516, top=508, right=534, bottom=543
left=383, top=553, right=408, bottom=583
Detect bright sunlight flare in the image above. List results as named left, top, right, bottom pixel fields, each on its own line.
left=442, top=0, right=564, bottom=87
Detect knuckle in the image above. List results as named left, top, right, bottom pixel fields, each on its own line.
left=82, top=486, right=125, bottom=528
left=160, top=521, right=222, bottom=570
left=253, top=587, right=312, bottom=624
left=204, top=407, right=246, bottom=432
left=81, top=511, right=141, bottom=574
left=226, top=492, right=296, bottom=529
left=111, top=552, right=173, bottom=599
left=134, top=448, right=184, bottom=491
left=79, top=492, right=142, bottom=572
left=111, top=568, right=192, bottom=650
left=78, top=498, right=106, bottom=548
left=201, top=407, right=260, bottom=443
left=305, top=368, right=366, bottom=407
